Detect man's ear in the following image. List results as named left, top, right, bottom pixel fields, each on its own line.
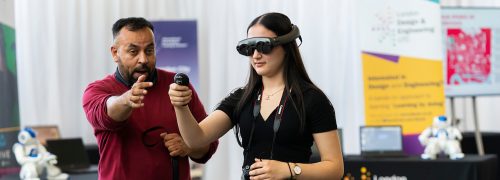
left=111, top=45, right=118, bottom=63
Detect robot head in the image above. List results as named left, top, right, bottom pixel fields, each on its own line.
left=18, top=127, right=38, bottom=145
left=433, top=115, right=450, bottom=129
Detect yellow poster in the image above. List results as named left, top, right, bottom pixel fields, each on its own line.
left=363, top=52, right=444, bottom=134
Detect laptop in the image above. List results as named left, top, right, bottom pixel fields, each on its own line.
left=360, top=126, right=406, bottom=157
left=45, top=138, right=98, bottom=173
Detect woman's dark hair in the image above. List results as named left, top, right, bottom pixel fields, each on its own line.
left=233, top=12, right=322, bottom=146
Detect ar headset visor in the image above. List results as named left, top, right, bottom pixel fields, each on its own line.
left=236, top=25, right=301, bottom=56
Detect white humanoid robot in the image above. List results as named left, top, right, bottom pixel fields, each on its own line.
left=12, top=127, right=69, bottom=180
left=418, top=115, right=465, bottom=160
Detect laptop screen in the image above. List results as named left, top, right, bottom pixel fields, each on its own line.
left=45, top=138, right=91, bottom=170
left=360, top=126, right=403, bottom=154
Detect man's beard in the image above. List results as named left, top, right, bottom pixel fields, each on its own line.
left=117, top=64, right=153, bottom=86
left=127, top=64, right=153, bottom=85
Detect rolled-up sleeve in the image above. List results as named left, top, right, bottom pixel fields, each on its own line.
left=82, top=82, right=127, bottom=131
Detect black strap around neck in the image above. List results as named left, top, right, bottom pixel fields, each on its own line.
left=244, top=88, right=289, bottom=161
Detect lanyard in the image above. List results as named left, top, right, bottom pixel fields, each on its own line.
left=244, top=88, right=289, bottom=161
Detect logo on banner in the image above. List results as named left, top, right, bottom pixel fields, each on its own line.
left=161, top=36, right=188, bottom=49
left=343, top=166, right=408, bottom=180
left=370, top=6, right=436, bottom=48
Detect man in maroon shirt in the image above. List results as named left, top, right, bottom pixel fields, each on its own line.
left=82, top=17, right=218, bottom=180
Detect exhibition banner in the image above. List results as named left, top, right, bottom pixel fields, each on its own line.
left=152, top=21, right=200, bottom=89
left=442, top=8, right=500, bottom=96
left=0, top=0, right=20, bottom=174
left=359, top=0, right=444, bottom=154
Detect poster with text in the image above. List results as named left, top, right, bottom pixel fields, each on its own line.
left=152, top=21, right=199, bottom=89
left=359, top=0, right=444, bottom=155
left=442, top=8, right=500, bottom=96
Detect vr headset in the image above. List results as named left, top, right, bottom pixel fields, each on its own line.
left=236, top=25, right=302, bottom=56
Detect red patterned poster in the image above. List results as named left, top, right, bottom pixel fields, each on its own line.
left=442, top=8, right=500, bottom=96
left=446, top=28, right=491, bottom=85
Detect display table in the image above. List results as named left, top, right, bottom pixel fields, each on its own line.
left=343, top=154, right=497, bottom=180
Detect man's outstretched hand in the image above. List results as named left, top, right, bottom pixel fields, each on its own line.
left=125, top=75, right=153, bottom=108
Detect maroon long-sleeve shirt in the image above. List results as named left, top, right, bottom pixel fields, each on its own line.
left=82, top=69, right=218, bottom=180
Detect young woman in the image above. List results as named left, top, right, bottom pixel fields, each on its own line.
left=169, top=12, right=343, bottom=180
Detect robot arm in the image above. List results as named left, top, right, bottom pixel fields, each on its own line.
left=418, top=128, right=432, bottom=145
left=38, top=145, right=57, bottom=165
left=12, top=143, right=42, bottom=165
left=449, top=128, right=463, bottom=141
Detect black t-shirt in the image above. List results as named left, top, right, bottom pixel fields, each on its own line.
left=216, top=85, right=337, bottom=168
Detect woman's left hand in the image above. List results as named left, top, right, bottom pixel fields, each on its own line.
left=249, top=158, right=291, bottom=180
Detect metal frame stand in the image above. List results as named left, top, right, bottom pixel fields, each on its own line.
left=471, top=96, right=485, bottom=155
left=450, top=97, right=456, bottom=126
